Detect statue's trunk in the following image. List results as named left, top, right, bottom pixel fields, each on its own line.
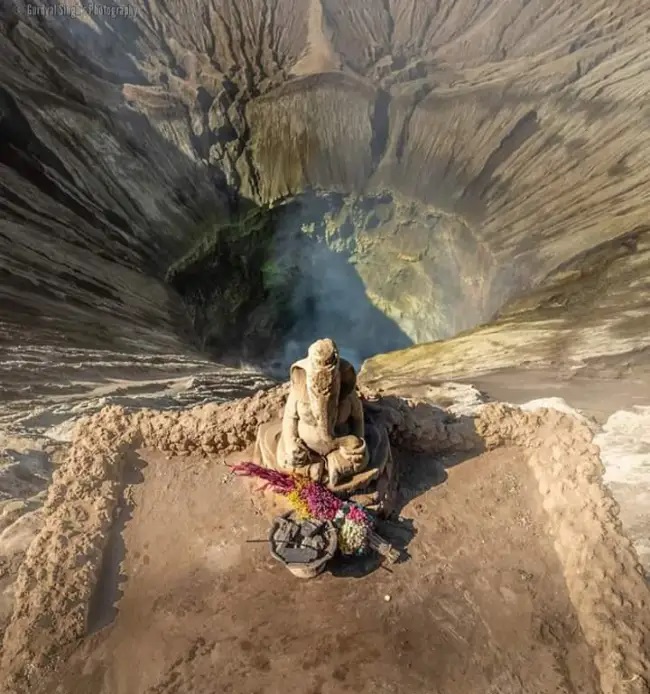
left=307, top=366, right=340, bottom=443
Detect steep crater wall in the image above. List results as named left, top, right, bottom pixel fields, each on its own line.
left=1, top=0, right=649, bottom=410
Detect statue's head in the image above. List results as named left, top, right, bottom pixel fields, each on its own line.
left=307, top=338, right=339, bottom=370
left=289, top=338, right=356, bottom=404
left=305, top=338, right=340, bottom=400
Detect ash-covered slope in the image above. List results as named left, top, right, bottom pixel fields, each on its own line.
left=1, top=0, right=649, bottom=428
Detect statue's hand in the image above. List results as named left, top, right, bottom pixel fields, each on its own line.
left=289, top=439, right=312, bottom=467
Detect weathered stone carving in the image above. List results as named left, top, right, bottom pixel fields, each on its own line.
left=255, top=338, right=393, bottom=499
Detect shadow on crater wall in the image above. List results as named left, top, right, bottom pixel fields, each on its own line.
left=165, top=197, right=413, bottom=369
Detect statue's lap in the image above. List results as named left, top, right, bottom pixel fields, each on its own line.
left=254, top=411, right=390, bottom=494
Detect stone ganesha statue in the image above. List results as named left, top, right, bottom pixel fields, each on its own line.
left=255, top=338, right=392, bottom=495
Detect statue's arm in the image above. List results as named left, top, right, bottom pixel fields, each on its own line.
left=349, top=394, right=365, bottom=439
left=281, top=392, right=304, bottom=460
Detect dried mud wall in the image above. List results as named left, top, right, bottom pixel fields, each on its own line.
left=1, top=390, right=649, bottom=693
left=477, top=405, right=650, bottom=694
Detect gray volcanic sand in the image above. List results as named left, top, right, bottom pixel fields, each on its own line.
left=38, top=446, right=599, bottom=694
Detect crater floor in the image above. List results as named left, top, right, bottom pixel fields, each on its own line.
left=38, top=446, right=600, bottom=694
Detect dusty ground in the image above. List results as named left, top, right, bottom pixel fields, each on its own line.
left=1, top=391, right=648, bottom=694
left=30, top=445, right=600, bottom=694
